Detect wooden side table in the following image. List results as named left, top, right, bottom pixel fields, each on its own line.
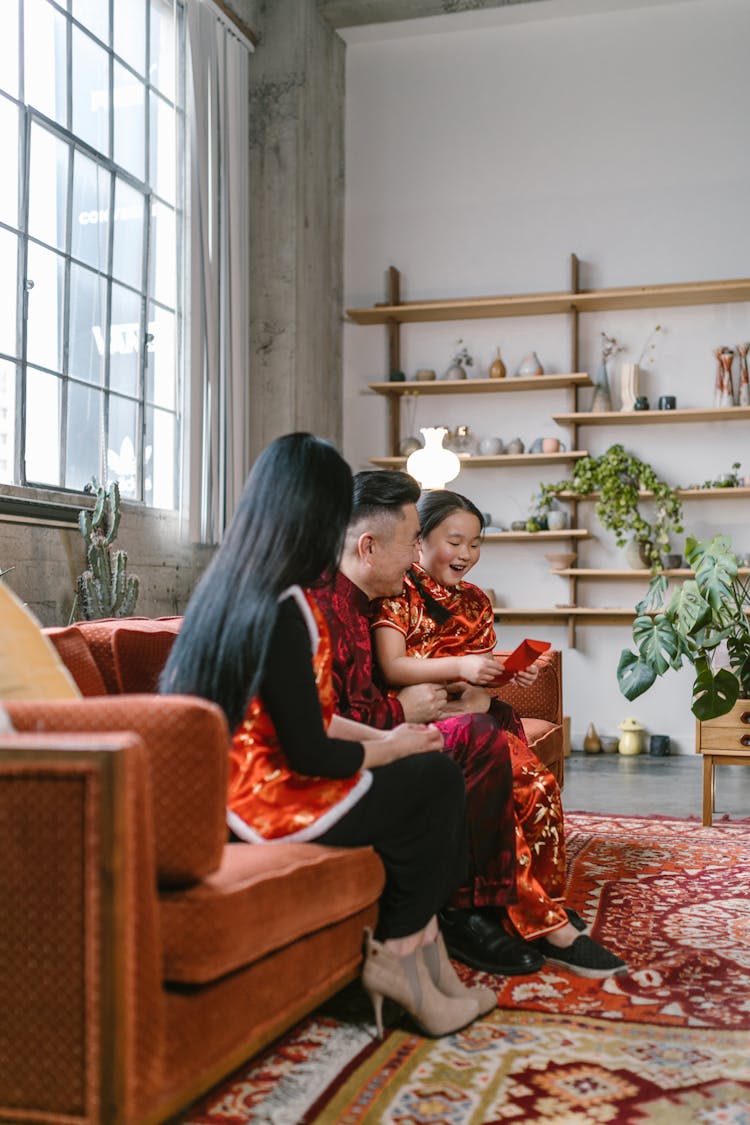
left=696, top=700, right=750, bottom=825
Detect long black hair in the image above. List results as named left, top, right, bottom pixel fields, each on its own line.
left=411, top=490, right=485, bottom=625
left=160, top=433, right=353, bottom=731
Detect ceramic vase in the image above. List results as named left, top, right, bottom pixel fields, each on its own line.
left=620, top=362, right=640, bottom=412
left=624, top=538, right=650, bottom=569
left=489, top=348, right=506, bottom=379
left=517, top=351, right=544, bottom=377
left=442, top=363, right=466, bottom=381
left=737, top=343, right=750, bottom=406
left=713, top=347, right=726, bottom=407
left=583, top=722, right=601, bottom=754
left=448, top=425, right=477, bottom=457
left=719, top=348, right=735, bottom=407
left=591, top=360, right=612, bottom=413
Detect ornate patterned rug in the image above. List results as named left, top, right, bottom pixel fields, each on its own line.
left=182, top=813, right=750, bottom=1124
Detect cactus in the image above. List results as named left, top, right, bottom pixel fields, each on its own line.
left=75, top=479, right=140, bottom=620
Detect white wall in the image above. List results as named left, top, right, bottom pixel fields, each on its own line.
left=342, top=0, right=750, bottom=755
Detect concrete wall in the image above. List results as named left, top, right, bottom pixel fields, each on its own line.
left=0, top=485, right=214, bottom=627
left=248, top=0, right=346, bottom=456
left=342, top=0, right=750, bottom=754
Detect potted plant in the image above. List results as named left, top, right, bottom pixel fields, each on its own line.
left=617, top=534, right=750, bottom=720
left=73, top=478, right=140, bottom=621
left=534, top=443, right=683, bottom=570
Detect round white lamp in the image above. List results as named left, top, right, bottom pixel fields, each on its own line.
left=406, top=427, right=461, bottom=490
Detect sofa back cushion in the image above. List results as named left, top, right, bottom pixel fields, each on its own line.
left=44, top=617, right=183, bottom=695
left=112, top=619, right=182, bottom=693
left=44, top=626, right=108, bottom=695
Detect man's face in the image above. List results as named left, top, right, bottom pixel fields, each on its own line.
left=368, top=503, right=421, bottom=599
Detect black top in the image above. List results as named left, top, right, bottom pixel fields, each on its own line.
left=260, top=596, right=365, bottom=778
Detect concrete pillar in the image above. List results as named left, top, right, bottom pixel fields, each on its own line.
left=248, top=0, right=345, bottom=456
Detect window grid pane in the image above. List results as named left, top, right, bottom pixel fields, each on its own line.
left=12, top=0, right=182, bottom=509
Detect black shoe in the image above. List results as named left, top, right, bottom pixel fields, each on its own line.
left=536, top=934, right=628, bottom=979
left=439, top=909, right=544, bottom=976
left=565, top=908, right=588, bottom=933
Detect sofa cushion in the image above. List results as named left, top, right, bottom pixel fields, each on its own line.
left=160, top=842, right=385, bottom=984
left=523, top=718, right=564, bottom=784
left=112, top=619, right=182, bottom=693
left=44, top=626, right=108, bottom=696
left=0, top=585, right=82, bottom=700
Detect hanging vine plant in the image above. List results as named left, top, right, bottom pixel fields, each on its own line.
left=533, top=443, right=684, bottom=570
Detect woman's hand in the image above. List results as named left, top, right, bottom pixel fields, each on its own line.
left=361, top=722, right=443, bottom=768
left=457, top=653, right=501, bottom=685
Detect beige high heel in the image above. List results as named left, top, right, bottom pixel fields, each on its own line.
left=361, top=928, right=479, bottom=1038
left=423, top=931, right=497, bottom=1017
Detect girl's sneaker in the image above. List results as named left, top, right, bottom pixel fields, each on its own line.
left=537, top=934, right=627, bottom=979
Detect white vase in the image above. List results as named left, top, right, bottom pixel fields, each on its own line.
left=405, top=427, right=461, bottom=490
left=620, top=362, right=640, bottom=411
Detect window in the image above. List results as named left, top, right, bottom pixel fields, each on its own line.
left=0, top=0, right=184, bottom=509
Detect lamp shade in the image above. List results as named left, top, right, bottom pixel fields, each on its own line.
left=406, top=427, right=461, bottom=490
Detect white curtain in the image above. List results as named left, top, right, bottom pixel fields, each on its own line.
left=183, top=0, right=251, bottom=544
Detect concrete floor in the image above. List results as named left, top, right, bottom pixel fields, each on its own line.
left=562, top=750, right=750, bottom=821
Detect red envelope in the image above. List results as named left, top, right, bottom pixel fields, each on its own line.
left=492, top=638, right=551, bottom=686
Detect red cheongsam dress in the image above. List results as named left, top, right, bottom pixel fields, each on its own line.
left=227, top=586, right=372, bottom=843
left=373, top=565, right=567, bottom=939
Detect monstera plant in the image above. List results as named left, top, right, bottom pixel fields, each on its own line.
left=617, top=535, right=750, bottom=720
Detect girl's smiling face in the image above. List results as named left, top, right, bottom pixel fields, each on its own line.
left=419, top=509, right=483, bottom=587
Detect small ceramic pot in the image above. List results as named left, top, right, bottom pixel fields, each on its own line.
left=541, top=437, right=566, bottom=453
left=649, top=734, right=671, bottom=756
left=618, top=718, right=645, bottom=756
left=415, top=368, right=436, bottom=382
left=478, top=436, right=504, bottom=455
left=399, top=435, right=423, bottom=456
left=661, top=553, right=682, bottom=569
left=634, top=395, right=650, bottom=411
left=506, top=437, right=525, bottom=455
left=546, top=509, right=568, bottom=531
left=442, top=363, right=466, bottom=381
left=658, top=395, right=676, bottom=409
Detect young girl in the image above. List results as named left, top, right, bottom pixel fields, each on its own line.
left=372, top=489, right=626, bottom=979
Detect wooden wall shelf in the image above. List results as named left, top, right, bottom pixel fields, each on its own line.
left=484, top=529, right=591, bottom=543
left=550, top=567, right=750, bottom=579
left=370, top=451, right=589, bottom=470
left=556, top=487, right=750, bottom=501
left=347, top=277, right=750, bottom=326
left=552, top=406, right=750, bottom=426
left=368, top=373, right=591, bottom=396
left=354, top=259, right=750, bottom=651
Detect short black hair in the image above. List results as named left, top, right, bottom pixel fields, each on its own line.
left=351, top=470, right=420, bottom=523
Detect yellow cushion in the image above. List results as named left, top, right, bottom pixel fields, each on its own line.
left=0, top=583, right=81, bottom=700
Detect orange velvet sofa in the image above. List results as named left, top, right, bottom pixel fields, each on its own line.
left=493, top=649, right=565, bottom=786
left=0, top=618, right=384, bottom=1125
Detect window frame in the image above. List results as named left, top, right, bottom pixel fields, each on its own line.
left=0, top=0, right=185, bottom=512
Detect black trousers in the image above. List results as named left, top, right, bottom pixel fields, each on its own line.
left=317, top=751, right=468, bottom=941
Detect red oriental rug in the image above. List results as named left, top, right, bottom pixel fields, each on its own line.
left=182, top=813, right=750, bottom=1124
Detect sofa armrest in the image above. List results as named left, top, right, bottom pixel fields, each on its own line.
left=0, top=733, right=164, bottom=1125
left=490, top=649, right=563, bottom=726
left=5, top=695, right=230, bottom=886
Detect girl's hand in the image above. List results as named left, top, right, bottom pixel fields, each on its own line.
left=511, top=652, right=553, bottom=687
left=457, top=653, right=501, bottom=685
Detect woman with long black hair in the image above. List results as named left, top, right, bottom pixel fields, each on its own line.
left=161, top=433, right=493, bottom=1036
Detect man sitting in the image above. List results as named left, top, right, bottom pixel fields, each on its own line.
left=311, top=470, right=542, bottom=976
